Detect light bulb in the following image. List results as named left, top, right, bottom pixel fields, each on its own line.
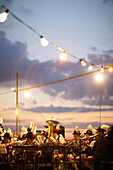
left=59, top=52, right=67, bottom=61
left=80, top=59, right=87, bottom=67
left=15, top=109, right=18, bottom=115
left=108, top=67, right=113, bottom=72
left=101, top=66, right=104, bottom=72
left=40, top=36, right=48, bottom=47
left=0, top=9, right=9, bottom=22
left=88, top=65, right=93, bottom=71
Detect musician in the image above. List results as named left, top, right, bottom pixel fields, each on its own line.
left=69, top=129, right=81, bottom=146
left=0, top=133, right=12, bottom=169
left=53, top=130, right=67, bottom=169
left=106, top=125, right=113, bottom=140
left=22, top=132, right=39, bottom=146
left=37, top=131, right=48, bottom=144
left=53, top=130, right=67, bottom=144
left=83, top=130, right=94, bottom=156
left=93, top=127, right=107, bottom=170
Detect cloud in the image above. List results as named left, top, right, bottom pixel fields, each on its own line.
left=89, top=46, right=98, bottom=52
left=84, top=96, right=113, bottom=106
left=0, top=31, right=113, bottom=103
left=9, top=105, right=113, bottom=113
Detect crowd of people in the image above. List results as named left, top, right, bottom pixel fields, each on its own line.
left=0, top=122, right=113, bottom=170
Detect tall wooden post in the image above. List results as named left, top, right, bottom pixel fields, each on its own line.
left=16, top=73, right=18, bottom=135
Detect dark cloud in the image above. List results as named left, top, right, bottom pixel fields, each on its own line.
left=84, top=96, right=113, bottom=106
left=15, top=105, right=113, bottom=113
left=0, top=31, right=113, bottom=103
left=89, top=46, right=98, bottom=52
left=102, top=50, right=113, bottom=56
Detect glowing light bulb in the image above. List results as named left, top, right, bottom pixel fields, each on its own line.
left=95, top=73, right=103, bottom=82
left=108, top=67, right=113, bottom=72
left=59, top=52, right=67, bottom=61
left=15, top=109, right=18, bottom=115
left=0, top=9, right=9, bottom=22
left=88, top=65, right=93, bottom=71
left=80, top=59, right=87, bottom=67
left=11, top=88, right=15, bottom=91
left=101, top=66, right=104, bottom=72
left=40, top=36, right=48, bottom=47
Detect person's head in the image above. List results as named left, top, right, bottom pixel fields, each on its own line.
left=85, top=130, right=93, bottom=139
left=4, top=133, right=11, bottom=143
left=96, top=127, right=106, bottom=135
left=72, top=130, right=80, bottom=138
left=27, top=127, right=31, bottom=133
left=26, top=132, right=34, bottom=144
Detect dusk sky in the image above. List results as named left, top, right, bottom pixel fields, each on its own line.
left=0, top=0, right=113, bottom=139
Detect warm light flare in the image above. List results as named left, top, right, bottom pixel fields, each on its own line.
left=59, top=52, right=67, bottom=61
left=108, top=67, right=113, bottom=72
left=95, top=73, right=103, bottom=82
left=15, top=109, right=18, bottom=115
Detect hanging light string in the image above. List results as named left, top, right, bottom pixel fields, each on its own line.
left=13, top=66, right=112, bottom=92
left=0, top=65, right=112, bottom=96
left=0, top=2, right=112, bottom=70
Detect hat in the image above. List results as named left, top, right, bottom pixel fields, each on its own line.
left=4, top=133, right=11, bottom=139
left=26, top=132, right=34, bottom=138
left=101, top=124, right=110, bottom=131
left=85, top=130, right=93, bottom=135
left=96, top=127, right=106, bottom=133
left=73, top=125, right=80, bottom=135
left=72, top=130, right=80, bottom=135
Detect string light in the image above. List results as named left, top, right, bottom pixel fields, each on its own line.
left=0, top=2, right=112, bottom=72
left=40, top=36, right=49, bottom=47
left=0, top=9, right=9, bottom=22
left=59, top=51, right=67, bottom=61
left=88, top=64, right=93, bottom=71
left=101, top=66, right=104, bottom=72
left=80, top=59, right=87, bottom=67
left=108, top=67, right=113, bottom=72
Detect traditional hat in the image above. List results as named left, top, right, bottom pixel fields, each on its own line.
left=72, top=126, right=80, bottom=135
left=85, top=124, right=93, bottom=135
left=72, top=130, right=80, bottom=135
left=96, top=127, right=106, bottom=133
left=101, top=124, right=110, bottom=131
left=85, top=130, right=93, bottom=135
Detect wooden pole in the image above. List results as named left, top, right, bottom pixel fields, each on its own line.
left=16, top=73, right=18, bottom=135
